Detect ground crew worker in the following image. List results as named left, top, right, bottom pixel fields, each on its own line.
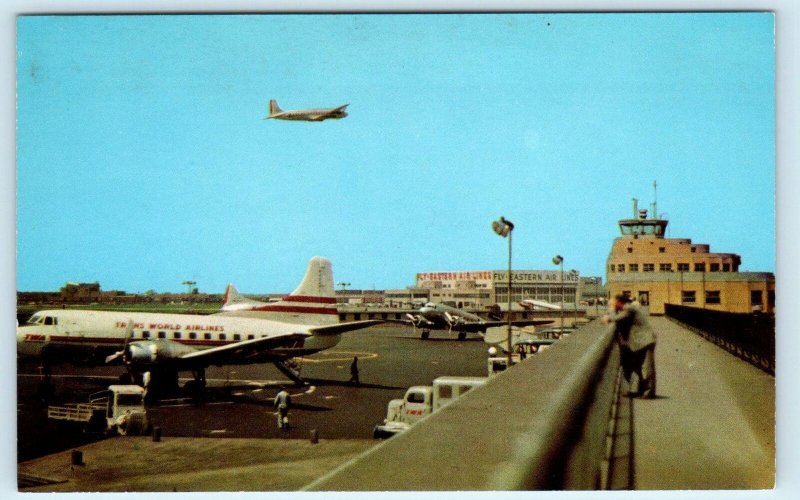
left=273, top=387, right=291, bottom=430
left=349, top=356, right=360, bottom=385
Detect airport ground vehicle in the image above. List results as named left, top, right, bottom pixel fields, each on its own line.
left=487, top=338, right=558, bottom=375
left=47, top=385, right=149, bottom=436
left=373, top=376, right=486, bottom=438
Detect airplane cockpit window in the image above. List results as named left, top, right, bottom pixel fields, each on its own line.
left=27, top=314, right=43, bottom=325
left=44, top=316, right=56, bottom=325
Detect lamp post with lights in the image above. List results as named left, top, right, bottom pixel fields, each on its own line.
left=492, top=216, right=515, bottom=366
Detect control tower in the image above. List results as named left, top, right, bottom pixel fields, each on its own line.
left=606, top=192, right=771, bottom=315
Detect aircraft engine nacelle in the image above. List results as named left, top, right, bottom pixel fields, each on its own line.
left=126, top=341, right=160, bottom=365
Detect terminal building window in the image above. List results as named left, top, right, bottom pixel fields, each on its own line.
left=629, top=263, right=639, bottom=272
left=705, top=290, right=721, bottom=304
left=659, top=263, right=672, bottom=271
left=751, top=290, right=763, bottom=306
left=627, top=247, right=633, bottom=253
left=677, top=263, right=689, bottom=271
left=682, top=290, right=696, bottom=303
left=694, top=263, right=706, bottom=272
left=617, top=264, right=625, bottom=272
left=710, top=263, right=720, bottom=272
left=609, top=264, right=615, bottom=272
left=722, top=263, right=731, bottom=272
left=643, top=263, right=655, bottom=272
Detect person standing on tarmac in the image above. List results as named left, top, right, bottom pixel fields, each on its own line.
left=273, top=387, right=291, bottom=430
left=349, top=356, right=360, bottom=386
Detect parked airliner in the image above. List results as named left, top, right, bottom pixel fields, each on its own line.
left=17, top=257, right=379, bottom=396
left=400, top=302, right=552, bottom=340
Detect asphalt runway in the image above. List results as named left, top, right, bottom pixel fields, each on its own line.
left=17, top=325, right=489, bottom=461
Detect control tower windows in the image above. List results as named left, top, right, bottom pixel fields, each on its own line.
left=710, top=263, right=720, bottom=272
left=629, top=264, right=639, bottom=272
left=682, top=290, right=696, bottom=303
left=723, top=263, right=731, bottom=272
left=643, top=263, right=655, bottom=272
left=618, top=264, right=625, bottom=272
left=660, top=263, right=672, bottom=271
left=677, top=263, right=690, bottom=271
left=609, top=264, right=616, bottom=272
left=695, top=263, right=706, bottom=272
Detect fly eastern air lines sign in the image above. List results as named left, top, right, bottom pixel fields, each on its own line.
left=417, top=270, right=580, bottom=285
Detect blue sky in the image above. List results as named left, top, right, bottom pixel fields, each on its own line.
left=16, top=13, right=775, bottom=293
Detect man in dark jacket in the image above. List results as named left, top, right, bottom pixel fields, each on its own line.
left=604, top=294, right=657, bottom=398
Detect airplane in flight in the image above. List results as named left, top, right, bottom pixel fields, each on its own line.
left=265, top=99, right=348, bottom=122
left=17, top=257, right=380, bottom=397
left=399, top=302, right=552, bottom=340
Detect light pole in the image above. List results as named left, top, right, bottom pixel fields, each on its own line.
left=492, top=216, right=514, bottom=366
left=553, top=255, right=564, bottom=332
left=593, top=277, right=600, bottom=315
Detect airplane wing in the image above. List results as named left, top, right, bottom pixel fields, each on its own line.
left=174, top=320, right=382, bottom=366
left=307, top=319, right=384, bottom=336
left=309, top=105, right=349, bottom=121
left=176, top=333, right=310, bottom=367
left=458, top=319, right=554, bottom=333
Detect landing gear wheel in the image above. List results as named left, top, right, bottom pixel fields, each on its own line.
left=421, top=331, right=430, bottom=340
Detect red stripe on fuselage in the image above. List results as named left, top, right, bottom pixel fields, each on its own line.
left=281, top=295, right=337, bottom=304
left=251, top=305, right=338, bottom=314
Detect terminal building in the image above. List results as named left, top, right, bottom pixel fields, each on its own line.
left=406, top=269, right=601, bottom=311
left=606, top=200, right=775, bottom=315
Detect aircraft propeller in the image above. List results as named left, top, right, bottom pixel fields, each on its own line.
left=105, top=319, right=135, bottom=365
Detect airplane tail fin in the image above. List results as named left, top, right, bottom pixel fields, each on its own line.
left=219, top=257, right=338, bottom=325
left=289, top=256, right=335, bottom=298
left=269, top=99, right=282, bottom=116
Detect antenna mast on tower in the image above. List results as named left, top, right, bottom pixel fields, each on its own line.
left=651, top=180, right=658, bottom=219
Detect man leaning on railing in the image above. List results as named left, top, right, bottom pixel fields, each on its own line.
left=603, top=294, right=657, bottom=399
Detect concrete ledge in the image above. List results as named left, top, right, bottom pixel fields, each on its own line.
left=305, top=320, right=619, bottom=491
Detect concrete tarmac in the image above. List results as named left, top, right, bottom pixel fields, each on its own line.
left=18, top=325, right=489, bottom=490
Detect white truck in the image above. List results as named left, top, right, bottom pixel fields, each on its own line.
left=373, top=376, right=486, bottom=438
left=47, top=385, right=150, bottom=436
